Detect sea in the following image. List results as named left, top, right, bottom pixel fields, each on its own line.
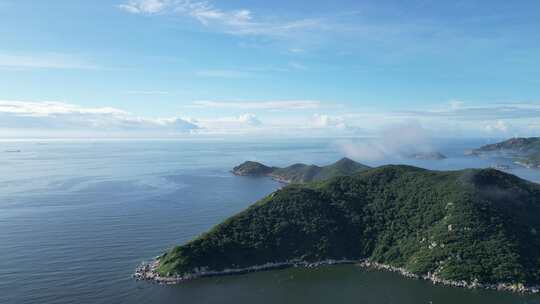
left=1, top=138, right=540, bottom=304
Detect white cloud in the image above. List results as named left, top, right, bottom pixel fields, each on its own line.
left=309, top=114, right=346, bottom=128
left=0, top=100, right=198, bottom=136
left=2, top=99, right=540, bottom=139
left=124, top=90, right=170, bottom=95
left=118, top=0, right=323, bottom=37
left=235, top=113, right=262, bottom=126
left=337, top=122, right=434, bottom=161
left=189, top=113, right=264, bottom=135
left=189, top=100, right=321, bottom=110
left=0, top=53, right=99, bottom=70
left=198, top=113, right=261, bottom=127
left=117, top=0, right=168, bottom=14
left=0, top=100, right=127, bottom=116
left=449, top=100, right=464, bottom=110
left=484, top=120, right=509, bottom=133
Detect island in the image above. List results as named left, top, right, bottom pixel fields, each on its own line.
left=136, top=163, right=540, bottom=293
left=232, top=157, right=371, bottom=183
left=468, top=137, right=540, bottom=168
left=405, top=151, right=447, bottom=160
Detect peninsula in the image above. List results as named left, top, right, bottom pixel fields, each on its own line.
left=232, top=157, right=371, bottom=183
left=138, top=163, right=540, bottom=293
left=468, top=137, right=540, bottom=168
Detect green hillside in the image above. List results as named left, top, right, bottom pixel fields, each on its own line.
left=158, top=165, right=540, bottom=286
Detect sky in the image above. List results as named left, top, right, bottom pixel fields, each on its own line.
left=1, top=0, right=540, bottom=139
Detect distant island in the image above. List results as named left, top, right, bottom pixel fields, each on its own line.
left=468, top=137, right=540, bottom=168
left=137, top=163, right=540, bottom=293
left=232, top=157, right=371, bottom=183
left=405, top=151, right=447, bottom=160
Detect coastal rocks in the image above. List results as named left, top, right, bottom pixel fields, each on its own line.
left=356, top=260, right=540, bottom=294
left=134, top=258, right=356, bottom=285
left=134, top=258, right=540, bottom=294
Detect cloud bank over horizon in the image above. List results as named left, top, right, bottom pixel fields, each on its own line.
left=0, top=100, right=199, bottom=138
left=1, top=99, right=539, bottom=139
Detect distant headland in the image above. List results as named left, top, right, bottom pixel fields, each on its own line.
left=467, top=137, right=540, bottom=168
left=231, top=157, right=370, bottom=183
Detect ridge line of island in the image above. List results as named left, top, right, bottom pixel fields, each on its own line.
left=136, top=137, right=540, bottom=294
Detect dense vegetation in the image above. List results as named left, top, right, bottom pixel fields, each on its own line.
left=232, top=161, right=276, bottom=176
left=158, top=165, right=540, bottom=285
left=232, top=157, right=371, bottom=183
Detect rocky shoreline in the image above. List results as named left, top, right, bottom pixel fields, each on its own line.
left=134, top=257, right=540, bottom=294
left=231, top=169, right=292, bottom=184
left=134, top=258, right=356, bottom=285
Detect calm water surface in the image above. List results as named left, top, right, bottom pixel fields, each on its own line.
left=1, top=139, right=539, bottom=304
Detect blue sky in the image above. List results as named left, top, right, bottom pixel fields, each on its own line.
left=1, top=0, right=540, bottom=138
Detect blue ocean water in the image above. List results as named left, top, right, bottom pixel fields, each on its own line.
left=1, top=139, right=539, bottom=304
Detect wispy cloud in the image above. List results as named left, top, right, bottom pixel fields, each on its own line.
left=117, top=0, right=168, bottom=14
left=288, top=48, right=306, bottom=54
left=117, top=0, right=324, bottom=37
left=124, top=90, right=170, bottom=95
left=0, top=52, right=99, bottom=70
left=189, top=100, right=321, bottom=110
left=0, top=100, right=127, bottom=116
left=398, top=101, right=540, bottom=120
left=195, top=69, right=251, bottom=78
left=288, top=61, right=307, bottom=71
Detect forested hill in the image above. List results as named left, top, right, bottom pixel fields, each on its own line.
left=158, top=165, right=540, bottom=286
left=232, top=157, right=371, bottom=183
